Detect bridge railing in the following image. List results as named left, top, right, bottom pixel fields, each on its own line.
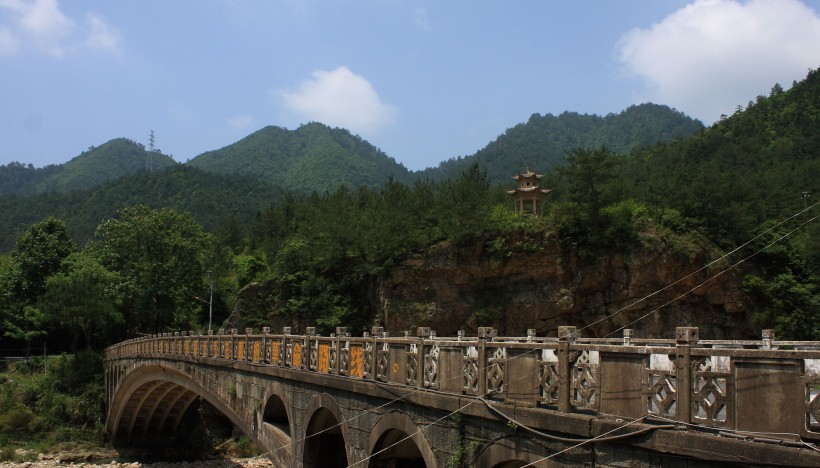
left=106, top=325, right=820, bottom=442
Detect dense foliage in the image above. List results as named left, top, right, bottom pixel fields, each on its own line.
left=0, top=162, right=62, bottom=197
left=0, top=70, right=816, bottom=353
left=0, top=70, right=817, bottom=458
left=418, top=103, right=702, bottom=183
left=188, top=122, right=414, bottom=192
left=0, top=165, right=282, bottom=252
left=0, top=138, right=176, bottom=197
left=0, top=353, right=107, bottom=459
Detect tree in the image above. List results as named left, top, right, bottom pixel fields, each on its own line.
left=557, top=147, right=619, bottom=237
left=2, top=305, right=47, bottom=355
left=438, top=163, right=493, bottom=243
left=40, top=252, right=123, bottom=352
left=3, top=217, right=75, bottom=304
left=0, top=217, right=74, bottom=352
left=87, top=206, right=214, bottom=335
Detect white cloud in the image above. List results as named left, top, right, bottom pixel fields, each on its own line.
left=0, top=0, right=120, bottom=57
left=227, top=114, right=255, bottom=130
left=617, top=0, right=820, bottom=123
left=84, top=11, right=120, bottom=53
left=0, top=26, right=18, bottom=55
left=280, top=66, right=396, bottom=134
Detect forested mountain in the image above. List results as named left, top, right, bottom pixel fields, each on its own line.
left=0, top=138, right=177, bottom=196
left=419, top=103, right=703, bottom=184
left=616, top=70, right=820, bottom=248
left=188, top=122, right=414, bottom=192
left=0, top=165, right=282, bottom=252
left=1, top=70, right=816, bottom=460
left=0, top=69, right=817, bottom=368
left=0, top=162, right=62, bottom=197
left=1, top=105, right=701, bottom=199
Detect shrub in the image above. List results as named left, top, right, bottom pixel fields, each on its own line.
left=0, top=407, right=34, bottom=435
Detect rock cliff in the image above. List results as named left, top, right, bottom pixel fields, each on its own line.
left=379, top=237, right=749, bottom=340
left=232, top=232, right=752, bottom=340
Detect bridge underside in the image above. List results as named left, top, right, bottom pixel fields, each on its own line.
left=112, top=379, right=198, bottom=443
left=107, top=365, right=244, bottom=448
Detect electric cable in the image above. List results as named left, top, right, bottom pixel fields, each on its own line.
left=605, top=214, right=816, bottom=338
left=577, top=200, right=818, bottom=337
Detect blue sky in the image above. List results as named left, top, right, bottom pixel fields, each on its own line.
left=1, top=0, right=819, bottom=171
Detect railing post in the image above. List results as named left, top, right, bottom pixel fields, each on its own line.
left=368, top=331, right=378, bottom=380
left=477, top=327, right=495, bottom=397
left=557, top=326, right=576, bottom=413
left=230, top=328, right=238, bottom=360
left=262, top=327, right=271, bottom=363
left=761, top=329, right=775, bottom=350
left=623, top=328, right=633, bottom=346
left=417, top=327, right=430, bottom=388
left=335, top=327, right=347, bottom=374
left=282, top=327, right=291, bottom=367
left=306, top=327, right=316, bottom=370
left=675, top=326, right=698, bottom=424
left=245, top=328, right=253, bottom=361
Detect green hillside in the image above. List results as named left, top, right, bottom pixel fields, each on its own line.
left=616, top=70, right=820, bottom=247
left=0, top=165, right=281, bottom=252
left=0, top=138, right=177, bottom=196
left=0, top=162, right=61, bottom=196
left=419, top=103, right=703, bottom=184
left=188, top=122, right=414, bottom=192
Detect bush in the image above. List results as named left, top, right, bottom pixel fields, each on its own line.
left=0, top=352, right=107, bottom=448
left=0, top=407, right=34, bottom=435
left=0, top=446, right=18, bottom=462
left=600, top=200, right=650, bottom=250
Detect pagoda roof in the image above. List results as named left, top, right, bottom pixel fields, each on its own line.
left=507, top=187, right=552, bottom=195
left=512, top=172, right=544, bottom=180
left=511, top=163, right=544, bottom=180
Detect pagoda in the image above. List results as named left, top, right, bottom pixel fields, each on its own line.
left=507, top=164, right=552, bottom=216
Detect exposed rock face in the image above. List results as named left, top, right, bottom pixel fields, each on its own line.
left=231, top=234, right=751, bottom=340
left=379, top=239, right=749, bottom=340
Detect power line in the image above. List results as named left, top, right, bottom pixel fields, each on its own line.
left=577, top=200, right=818, bottom=337
left=605, top=213, right=817, bottom=338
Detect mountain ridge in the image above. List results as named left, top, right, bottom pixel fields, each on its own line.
left=0, top=103, right=703, bottom=198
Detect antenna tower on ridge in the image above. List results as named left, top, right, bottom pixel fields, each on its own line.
left=146, top=130, right=156, bottom=171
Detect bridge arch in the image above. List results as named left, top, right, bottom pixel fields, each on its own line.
left=474, top=436, right=559, bottom=468
left=258, top=382, right=293, bottom=466
left=367, top=411, right=436, bottom=468
left=107, top=364, right=250, bottom=446
left=302, top=392, right=350, bottom=468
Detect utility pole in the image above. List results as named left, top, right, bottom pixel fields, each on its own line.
left=207, top=270, right=214, bottom=333
left=194, top=270, right=215, bottom=333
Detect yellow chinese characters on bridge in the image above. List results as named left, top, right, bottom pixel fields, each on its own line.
left=318, top=343, right=330, bottom=373
left=293, top=342, right=302, bottom=368
left=349, top=344, right=364, bottom=378
left=271, top=341, right=280, bottom=364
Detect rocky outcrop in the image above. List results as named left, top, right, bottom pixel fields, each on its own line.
left=379, top=237, right=749, bottom=340
left=231, top=233, right=751, bottom=340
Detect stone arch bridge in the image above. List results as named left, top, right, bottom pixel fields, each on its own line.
left=106, top=326, right=820, bottom=467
